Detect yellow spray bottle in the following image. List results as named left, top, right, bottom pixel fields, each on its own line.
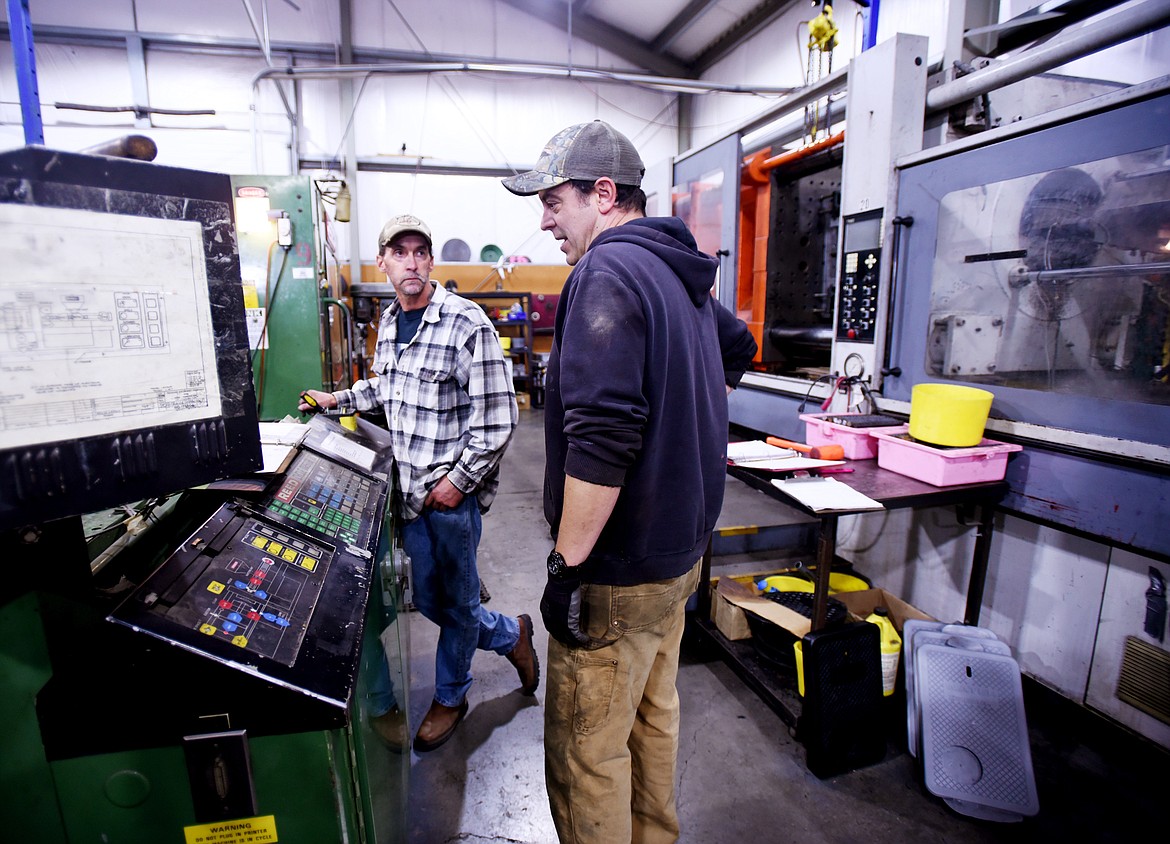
left=866, top=607, right=901, bottom=697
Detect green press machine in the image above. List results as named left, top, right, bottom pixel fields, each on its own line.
left=0, top=148, right=408, bottom=843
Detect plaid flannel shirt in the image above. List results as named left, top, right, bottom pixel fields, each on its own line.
left=333, top=282, right=517, bottom=520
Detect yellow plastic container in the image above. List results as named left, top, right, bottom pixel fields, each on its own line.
left=865, top=608, right=901, bottom=697
left=758, top=572, right=870, bottom=595
left=793, top=640, right=805, bottom=696
left=909, top=383, right=994, bottom=447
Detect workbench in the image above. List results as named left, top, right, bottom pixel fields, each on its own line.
left=692, top=452, right=1009, bottom=728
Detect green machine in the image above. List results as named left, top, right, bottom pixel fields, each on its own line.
left=0, top=149, right=408, bottom=843
left=231, top=175, right=328, bottom=420
left=1, top=416, right=412, bottom=844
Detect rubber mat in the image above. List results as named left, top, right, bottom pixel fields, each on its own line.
left=906, top=627, right=1010, bottom=758
left=916, top=644, right=1039, bottom=819
left=799, top=622, right=886, bottom=779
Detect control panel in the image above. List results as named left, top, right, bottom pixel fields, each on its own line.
left=835, top=210, right=884, bottom=343
left=135, top=507, right=337, bottom=668
left=108, top=415, right=394, bottom=711
left=263, top=449, right=382, bottom=551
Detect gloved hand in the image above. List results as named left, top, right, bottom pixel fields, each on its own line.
left=541, top=572, right=591, bottom=648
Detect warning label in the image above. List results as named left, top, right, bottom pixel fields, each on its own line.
left=183, top=815, right=279, bottom=843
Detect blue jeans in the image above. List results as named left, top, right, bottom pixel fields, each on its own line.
left=401, top=495, right=519, bottom=707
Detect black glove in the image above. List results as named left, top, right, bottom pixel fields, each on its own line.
left=541, top=572, right=591, bottom=648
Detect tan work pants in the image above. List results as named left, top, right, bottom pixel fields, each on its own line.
left=544, top=560, right=702, bottom=844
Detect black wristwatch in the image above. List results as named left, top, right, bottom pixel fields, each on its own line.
left=547, top=549, right=575, bottom=580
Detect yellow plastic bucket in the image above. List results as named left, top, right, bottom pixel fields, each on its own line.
left=909, top=383, right=993, bottom=447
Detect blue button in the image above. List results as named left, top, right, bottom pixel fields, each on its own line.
left=255, top=590, right=268, bottom=600
left=227, top=612, right=243, bottom=623
left=262, top=612, right=278, bottom=622
left=222, top=621, right=238, bottom=633
left=275, top=617, right=291, bottom=627
left=234, top=580, right=248, bottom=590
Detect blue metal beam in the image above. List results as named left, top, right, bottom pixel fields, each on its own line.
left=7, top=0, right=44, bottom=144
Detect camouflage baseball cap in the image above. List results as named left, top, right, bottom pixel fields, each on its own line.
left=501, top=120, right=645, bottom=196
left=378, top=214, right=432, bottom=251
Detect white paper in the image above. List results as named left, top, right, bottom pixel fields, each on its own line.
left=770, top=476, right=885, bottom=513
left=728, top=440, right=797, bottom=462
left=318, top=430, right=376, bottom=471
left=258, top=421, right=310, bottom=447
left=260, top=442, right=297, bottom=474
left=728, top=440, right=845, bottom=472
left=0, top=204, right=221, bottom=449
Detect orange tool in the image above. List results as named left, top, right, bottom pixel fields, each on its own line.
left=766, top=435, right=845, bottom=462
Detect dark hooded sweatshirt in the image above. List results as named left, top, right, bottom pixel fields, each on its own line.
left=544, top=216, right=758, bottom=586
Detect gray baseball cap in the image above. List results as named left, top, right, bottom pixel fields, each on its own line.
left=502, top=120, right=645, bottom=196
left=378, top=214, right=432, bottom=250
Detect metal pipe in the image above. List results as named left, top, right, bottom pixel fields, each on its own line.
left=78, top=134, right=158, bottom=160
left=251, top=60, right=799, bottom=96
left=252, top=60, right=797, bottom=173
left=1011, top=260, right=1170, bottom=285
left=322, top=297, right=356, bottom=391
left=743, top=130, right=845, bottom=184
left=926, top=0, right=1170, bottom=112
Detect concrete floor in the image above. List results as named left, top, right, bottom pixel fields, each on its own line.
left=401, top=409, right=1164, bottom=844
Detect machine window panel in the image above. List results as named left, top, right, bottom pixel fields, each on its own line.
left=927, top=144, right=1170, bottom=406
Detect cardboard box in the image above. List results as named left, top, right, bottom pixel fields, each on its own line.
left=714, top=576, right=814, bottom=638
left=836, top=588, right=934, bottom=632
left=711, top=578, right=753, bottom=640
left=516, top=392, right=531, bottom=410
left=713, top=580, right=933, bottom=641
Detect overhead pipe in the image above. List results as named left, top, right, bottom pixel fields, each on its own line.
left=252, top=60, right=800, bottom=96
left=926, top=0, right=1170, bottom=112
left=251, top=60, right=798, bottom=172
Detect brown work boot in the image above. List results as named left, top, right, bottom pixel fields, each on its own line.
left=413, top=699, right=468, bottom=753
left=506, top=613, right=540, bottom=695
left=370, top=705, right=408, bottom=753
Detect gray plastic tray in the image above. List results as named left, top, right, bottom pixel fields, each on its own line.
left=903, top=621, right=999, bottom=757
left=917, top=644, right=1040, bottom=819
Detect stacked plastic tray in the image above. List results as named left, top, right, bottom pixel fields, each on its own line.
left=903, top=620, right=1040, bottom=821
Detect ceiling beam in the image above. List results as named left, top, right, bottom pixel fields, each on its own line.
left=497, top=0, right=694, bottom=78
left=692, top=0, right=802, bottom=75
left=652, top=0, right=722, bottom=54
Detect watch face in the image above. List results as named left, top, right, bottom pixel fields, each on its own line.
left=547, top=550, right=568, bottom=578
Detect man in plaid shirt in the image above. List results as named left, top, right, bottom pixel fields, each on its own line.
left=299, top=214, right=538, bottom=753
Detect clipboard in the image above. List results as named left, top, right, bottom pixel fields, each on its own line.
left=770, top=476, right=884, bottom=513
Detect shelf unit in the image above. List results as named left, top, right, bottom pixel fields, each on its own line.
left=465, top=292, right=533, bottom=401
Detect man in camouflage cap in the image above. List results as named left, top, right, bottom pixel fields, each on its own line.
left=502, top=119, right=645, bottom=197
left=502, top=123, right=756, bottom=842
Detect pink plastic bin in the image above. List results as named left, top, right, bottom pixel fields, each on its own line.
left=799, top=413, right=909, bottom=460
left=873, top=432, right=1022, bottom=486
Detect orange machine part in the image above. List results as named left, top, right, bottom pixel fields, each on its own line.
left=736, top=133, right=845, bottom=364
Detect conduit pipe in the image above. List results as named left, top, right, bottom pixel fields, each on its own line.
left=926, top=0, right=1170, bottom=112
left=250, top=60, right=798, bottom=170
